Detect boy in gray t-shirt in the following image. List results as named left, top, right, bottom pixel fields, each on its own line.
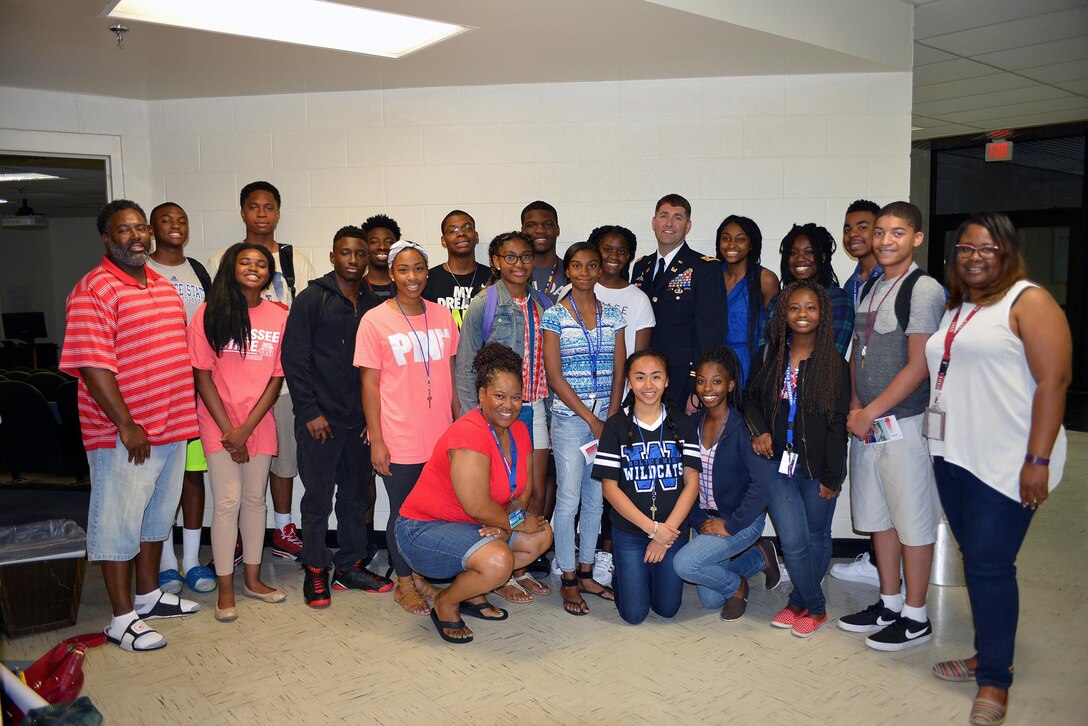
left=839, top=201, right=945, bottom=652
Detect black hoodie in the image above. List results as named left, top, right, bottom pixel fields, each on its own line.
left=282, top=272, right=380, bottom=429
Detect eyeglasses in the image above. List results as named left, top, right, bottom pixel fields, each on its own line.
left=954, top=244, right=1000, bottom=260
left=497, top=252, right=535, bottom=265
left=444, top=222, right=474, bottom=235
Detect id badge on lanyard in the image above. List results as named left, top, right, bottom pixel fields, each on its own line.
left=780, top=366, right=799, bottom=477
left=924, top=305, right=980, bottom=441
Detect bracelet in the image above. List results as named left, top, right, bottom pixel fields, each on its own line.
left=1024, top=454, right=1050, bottom=466
left=648, top=522, right=659, bottom=540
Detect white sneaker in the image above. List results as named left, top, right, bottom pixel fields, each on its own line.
left=778, top=562, right=791, bottom=583
left=550, top=555, right=562, bottom=577
left=592, top=551, right=614, bottom=587
left=831, top=552, right=880, bottom=586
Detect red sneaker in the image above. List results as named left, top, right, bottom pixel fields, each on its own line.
left=771, top=605, right=808, bottom=629
left=792, top=612, right=829, bottom=638
left=271, top=523, right=303, bottom=560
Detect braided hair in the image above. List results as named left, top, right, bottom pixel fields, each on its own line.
left=779, top=223, right=839, bottom=287
left=588, top=225, right=637, bottom=281
left=203, top=242, right=275, bottom=358
left=620, top=349, right=685, bottom=459
left=473, top=342, right=523, bottom=393
left=715, top=215, right=765, bottom=360
left=749, top=279, right=840, bottom=422
left=694, top=345, right=744, bottom=410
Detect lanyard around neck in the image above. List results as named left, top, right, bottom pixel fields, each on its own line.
left=568, top=295, right=603, bottom=398
left=483, top=414, right=518, bottom=500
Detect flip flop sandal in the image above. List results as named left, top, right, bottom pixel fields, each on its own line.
left=514, top=572, right=550, bottom=596
left=492, top=577, right=534, bottom=604
left=138, top=592, right=200, bottom=620
left=105, top=619, right=166, bottom=652
left=157, top=569, right=183, bottom=595
left=577, top=571, right=614, bottom=601
left=459, top=599, right=508, bottom=621
left=560, top=576, right=588, bottom=616
left=932, top=658, right=977, bottom=682
left=430, top=609, right=473, bottom=644
left=182, top=565, right=218, bottom=593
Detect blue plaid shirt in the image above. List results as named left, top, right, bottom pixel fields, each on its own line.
left=843, top=263, right=884, bottom=310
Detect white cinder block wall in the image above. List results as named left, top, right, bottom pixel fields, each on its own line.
left=1, top=72, right=913, bottom=538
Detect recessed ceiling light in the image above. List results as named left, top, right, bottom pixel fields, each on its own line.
left=0, top=173, right=61, bottom=182
left=103, top=0, right=471, bottom=59
left=0, top=198, right=8, bottom=204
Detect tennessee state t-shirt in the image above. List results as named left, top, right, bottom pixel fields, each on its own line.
left=188, top=299, right=287, bottom=457
left=354, top=299, right=460, bottom=464
left=400, top=407, right=531, bottom=523
left=591, top=407, right=701, bottom=535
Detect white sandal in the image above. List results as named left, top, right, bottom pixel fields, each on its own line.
left=105, top=619, right=166, bottom=652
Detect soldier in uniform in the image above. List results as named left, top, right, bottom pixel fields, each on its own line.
left=631, top=194, right=728, bottom=411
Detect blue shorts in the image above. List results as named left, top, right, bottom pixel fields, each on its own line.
left=395, top=516, right=517, bottom=580
left=86, top=438, right=185, bottom=561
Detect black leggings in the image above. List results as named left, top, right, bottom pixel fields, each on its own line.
left=384, top=462, right=426, bottom=578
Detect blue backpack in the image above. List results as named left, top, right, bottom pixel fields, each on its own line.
left=480, top=284, right=553, bottom=341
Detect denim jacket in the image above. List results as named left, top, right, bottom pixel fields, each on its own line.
left=454, top=281, right=548, bottom=411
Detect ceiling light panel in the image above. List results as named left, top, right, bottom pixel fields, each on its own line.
left=103, top=0, right=471, bottom=58
left=0, top=173, right=62, bottom=182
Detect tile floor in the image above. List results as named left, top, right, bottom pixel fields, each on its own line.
left=3, top=432, right=1085, bottom=725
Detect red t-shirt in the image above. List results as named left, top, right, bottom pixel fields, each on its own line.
left=400, top=407, right=530, bottom=523
left=60, top=256, right=198, bottom=450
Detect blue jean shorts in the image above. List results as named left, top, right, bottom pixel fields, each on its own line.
left=86, top=438, right=186, bottom=561
left=395, top=516, right=517, bottom=580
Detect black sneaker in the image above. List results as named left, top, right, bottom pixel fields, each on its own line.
left=865, top=616, right=933, bottom=651
left=304, top=565, right=331, bottom=608
left=332, top=561, right=394, bottom=593
left=527, top=554, right=551, bottom=581
left=838, top=600, right=900, bottom=633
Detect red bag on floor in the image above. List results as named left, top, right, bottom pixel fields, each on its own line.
left=5, top=633, right=105, bottom=723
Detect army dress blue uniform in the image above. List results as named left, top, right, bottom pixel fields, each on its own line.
left=631, top=241, right=728, bottom=408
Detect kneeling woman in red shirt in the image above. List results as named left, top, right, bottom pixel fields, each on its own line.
left=396, top=343, right=554, bottom=644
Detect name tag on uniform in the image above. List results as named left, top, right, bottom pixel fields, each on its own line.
left=922, top=406, right=945, bottom=441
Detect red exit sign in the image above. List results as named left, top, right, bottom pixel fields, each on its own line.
left=986, top=140, right=1014, bottom=162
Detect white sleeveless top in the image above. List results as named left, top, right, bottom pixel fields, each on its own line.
left=924, top=279, right=1067, bottom=502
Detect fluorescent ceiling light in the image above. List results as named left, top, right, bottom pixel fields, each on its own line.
left=0, top=199, right=8, bottom=204
left=0, top=173, right=61, bottom=182
left=103, top=0, right=471, bottom=59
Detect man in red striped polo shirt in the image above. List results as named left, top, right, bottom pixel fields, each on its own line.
left=60, top=200, right=202, bottom=652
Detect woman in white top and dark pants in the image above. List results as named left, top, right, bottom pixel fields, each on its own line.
left=924, top=212, right=1070, bottom=726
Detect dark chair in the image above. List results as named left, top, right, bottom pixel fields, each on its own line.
left=0, top=380, right=63, bottom=480
left=54, top=380, right=89, bottom=482
left=25, top=371, right=67, bottom=401
left=3, top=370, right=30, bottom=382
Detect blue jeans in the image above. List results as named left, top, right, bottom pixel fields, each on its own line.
left=611, top=526, right=685, bottom=625
left=762, top=458, right=836, bottom=616
left=551, top=411, right=606, bottom=573
left=395, top=516, right=516, bottom=580
left=673, top=513, right=767, bottom=609
left=933, top=457, right=1034, bottom=690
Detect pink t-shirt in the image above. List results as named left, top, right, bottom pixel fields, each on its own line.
left=355, top=299, right=460, bottom=464
left=188, top=300, right=287, bottom=456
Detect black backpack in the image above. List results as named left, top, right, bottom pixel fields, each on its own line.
left=859, top=268, right=927, bottom=331
left=187, top=258, right=212, bottom=294
left=278, top=243, right=297, bottom=298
